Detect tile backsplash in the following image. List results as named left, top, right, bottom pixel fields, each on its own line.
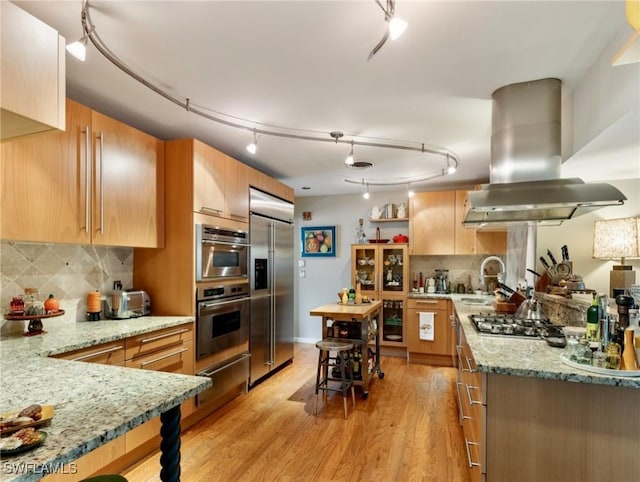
left=1, top=241, right=133, bottom=327
left=410, top=254, right=506, bottom=293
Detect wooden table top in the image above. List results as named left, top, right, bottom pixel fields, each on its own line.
left=309, top=300, right=382, bottom=320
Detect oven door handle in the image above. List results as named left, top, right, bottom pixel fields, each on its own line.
left=201, top=239, right=250, bottom=247
left=199, top=296, right=251, bottom=309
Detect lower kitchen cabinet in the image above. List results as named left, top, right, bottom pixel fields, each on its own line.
left=46, top=323, right=194, bottom=479
left=406, top=298, right=453, bottom=365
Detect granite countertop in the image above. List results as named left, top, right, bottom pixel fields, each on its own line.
left=0, top=316, right=211, bottom=482
left=450, top=295, right=640, bottom=389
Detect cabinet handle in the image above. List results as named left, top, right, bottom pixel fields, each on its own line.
left=140, top=348, right=189, bottom=367
left=71, top=345, right=122, bottom=362
left=458, top=347, right=471, bottom=373
left=456, top=382, right=471, bottom=421
left=464, top=439, right=481, bottom=468
left=97, top=132, right=104, bottom=233
left=199, top=352, right=251, bottom=377
left=200, top=206, right=223, bottom=215
left=139, top=328, right=190, bottom=344
left=82, top=125, right=91, bottom=233
left=465, top=384, right=483, bottom=405
left=415, top=300, right=438, bottom=305
left=228, top=212, right=248, bottom=221
left=466, top=356, right=477, bottom=373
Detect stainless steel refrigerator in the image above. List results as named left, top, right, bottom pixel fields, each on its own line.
left=249, top=188, right=294, bottom=385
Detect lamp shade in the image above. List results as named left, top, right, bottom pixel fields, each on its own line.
left=593, top=217, right=640, bottom=260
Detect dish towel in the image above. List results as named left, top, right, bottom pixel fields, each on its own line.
left=419, top=312, right=435, bottom=341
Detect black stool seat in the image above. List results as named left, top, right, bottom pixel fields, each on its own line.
left=314, top=339, right=356, bottom=419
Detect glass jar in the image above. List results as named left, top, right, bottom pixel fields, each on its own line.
left=604, top=343, right=621, bottom=370
left=23, top=288, right=44, bottom=316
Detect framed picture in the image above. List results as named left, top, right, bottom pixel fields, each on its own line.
left=301, top=226, right=336, bottom=257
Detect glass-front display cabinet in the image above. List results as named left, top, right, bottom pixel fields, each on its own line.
left=351, top=244, right=409, bottom=296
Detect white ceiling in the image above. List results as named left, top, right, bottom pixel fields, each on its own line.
left=16, top=0, right=636, bottom=197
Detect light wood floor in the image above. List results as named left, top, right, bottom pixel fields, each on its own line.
left=122, top=343, right=471, bottom=482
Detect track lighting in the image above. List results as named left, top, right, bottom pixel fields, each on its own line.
left=66, top=34, right=88, bottom=61
left=407, top=184, right=415, bottom=198
left=445, top=154, right=456, bottom=175
left=363, top=181, right=370, bottom=200
left=388, top=16, right=408, bottom=40
left=345, top=141, right=355, bottom=166
left=246, top=129, right=258, bottom=154
left=369, top=0, right=408, bottom=59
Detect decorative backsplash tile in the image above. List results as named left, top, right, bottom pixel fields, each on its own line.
left=409, top=254, right=505, bottom=293
left=1, top=241, right=133, bottom=327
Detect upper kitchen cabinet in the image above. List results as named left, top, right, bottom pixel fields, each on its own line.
left=191, top=139, right=249, bottom=223
left=409, top=190, right=505, bottom=255
left=410, top=191, right=455, bottom=255
left=1, top=99, right=165, bottom=248
left=1, top=2, right=65, bottom=141
left=246, top=164, right=295, bottom=204
left=90, top=110, right=164, bottom=247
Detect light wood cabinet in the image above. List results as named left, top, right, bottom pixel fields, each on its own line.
left=191, top=139, right=249, bottom=222
left=1, top=98, right=164, bottom=248
left=246, top=164, right=295, bottom=203
left=1, top=2, right=65, bottom=141
left=406, top=298, right=453, bottom=365
left=409, top=190, right=505, bottom=255
left=125, top=323, right=195, bottom=450
left=51, top=340, right=125, bottom=365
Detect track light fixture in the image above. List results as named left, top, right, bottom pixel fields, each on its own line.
left=407, top=183, right=415, bottom=198
left=246, top=129, right=258, bottom=154
left=345, top=141, right=355, bottom=166
left=445, top=154, right=457, bottom=175
left=66, top=34, right=88, bottom=61
left=362, top=180, right=371, bottom=200
left=368, top=0, right=408, bottom=60
left=72, top=1, right=458, bottom=193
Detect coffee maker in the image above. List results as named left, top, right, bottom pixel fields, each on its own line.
left=434, top=269, right=449, bottom=294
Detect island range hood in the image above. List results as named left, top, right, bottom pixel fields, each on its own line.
left=463, top=78, right=626, bottom=226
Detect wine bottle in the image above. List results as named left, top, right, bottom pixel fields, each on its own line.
left=586, top=294, right=600, bottom=342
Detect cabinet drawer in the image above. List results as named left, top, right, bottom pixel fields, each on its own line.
left=125, top=323, right=193, bottom=360
left=407, top=308, right=450, bottom=355
left=52, top=340, right=125, bottom=365
left=125, top=342, right=194, bottom=375
left=407, top=298, right=448, bottom=311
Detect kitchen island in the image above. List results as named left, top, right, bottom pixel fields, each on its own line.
left=0, top=316, right=211, bottom=482
left=309, top=301, right=383, bottom=399
left=450, top=295, right=639, bottom=482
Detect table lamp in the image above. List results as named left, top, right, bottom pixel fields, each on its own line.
left=593, top=217, right=640, bottom=297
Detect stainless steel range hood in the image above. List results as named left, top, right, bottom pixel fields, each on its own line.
left=463, top=78, right=626, bottom=226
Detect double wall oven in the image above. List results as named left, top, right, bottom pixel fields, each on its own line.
left=195, top=223, right=251, bottom=407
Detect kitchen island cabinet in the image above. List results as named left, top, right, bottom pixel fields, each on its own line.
left=310, top=301, right=383, bottom=399
left=1, top=98, right=164, bottom=248
left=0, top=316, right=208, bottom=482
left=451, top=296, right=640, bottom=482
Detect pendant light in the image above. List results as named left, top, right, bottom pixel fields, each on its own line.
left=246, top=129, right=258, bottom=154
left=66, top=34, right=88, bottom=61
left=345, top=141, right=355, bottom=166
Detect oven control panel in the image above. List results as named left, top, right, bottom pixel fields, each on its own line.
left=197, top=282, right=249, bottom=301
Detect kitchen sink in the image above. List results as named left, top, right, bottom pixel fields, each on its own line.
left=460, top=297, right=492, bottom=306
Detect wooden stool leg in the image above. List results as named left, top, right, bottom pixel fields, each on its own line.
left=339, top=351, right=348, bottom=420
left=315, top=348, right=323, bottom=415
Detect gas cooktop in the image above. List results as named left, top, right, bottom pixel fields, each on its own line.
left=468, top=313, right=563, bottom=339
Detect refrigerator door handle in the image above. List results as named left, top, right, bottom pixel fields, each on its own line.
left=269, top=222, right=276, bottom=365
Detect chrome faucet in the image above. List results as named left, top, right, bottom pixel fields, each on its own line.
left=480, top=256, right=506, bottom=289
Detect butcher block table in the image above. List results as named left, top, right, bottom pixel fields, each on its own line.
left=309, top=301, right=384, bottom=399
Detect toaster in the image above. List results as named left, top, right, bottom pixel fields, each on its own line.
left=106, top=290, right=151, bottom=319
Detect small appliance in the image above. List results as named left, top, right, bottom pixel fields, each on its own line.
left=106, top=290, right=151, bottom=319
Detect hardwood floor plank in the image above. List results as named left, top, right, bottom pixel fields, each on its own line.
left=123, top=343, right=471, bottom=482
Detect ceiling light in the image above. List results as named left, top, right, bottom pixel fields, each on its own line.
left=246, top=129, right=258, bottom=154
left=407, top=184, right=415, bottom=198
left=389, top=16, right=408, bottom=40
left=66, top=35, right=88, bottom=61
left=369, top=0, right=408, bottom=59
left=345, top=141, right=355, bottom=166
left=446, top=154, right=457, bottom=175
left=363, top=181, right=370, bottom=200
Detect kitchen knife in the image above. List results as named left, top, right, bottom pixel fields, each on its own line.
left=539, top=256, right=551, bottom=271
left=527, top=268, right=541, bottom=277
left=546, top=249, right=558, bottom=266
left=498, top=282, right=526, bottom=306
left=561, top=245, right=570, bottom=261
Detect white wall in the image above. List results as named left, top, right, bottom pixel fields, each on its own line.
left=536, top=178, right=640, bottom=295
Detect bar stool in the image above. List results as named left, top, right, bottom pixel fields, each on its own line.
left=314, top=339, right=356, bottom=419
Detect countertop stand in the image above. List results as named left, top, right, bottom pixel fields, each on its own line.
left=309, top=301, right=384, bottom=399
